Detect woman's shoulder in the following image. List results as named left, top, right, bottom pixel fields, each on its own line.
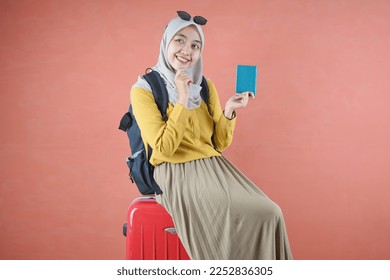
left=205, top=78, right=217, bottom=95
left=131, top=75, right=152, bottom=95
left=205, top=77, right=214, bottom=86
left=130, top=86, right=154, bottom=103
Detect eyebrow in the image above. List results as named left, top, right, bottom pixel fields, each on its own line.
left=175, top=33, right=202, bottom=45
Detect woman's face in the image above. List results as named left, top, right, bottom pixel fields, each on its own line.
left=167, top=25, right=202, bottom=72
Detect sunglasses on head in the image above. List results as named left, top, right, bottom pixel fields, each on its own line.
left=177, top=10, right=207, bottom=26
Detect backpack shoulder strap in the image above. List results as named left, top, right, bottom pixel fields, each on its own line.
left=143, top=70, right=169, bottom=121
left=119, top=70, right=168, bottom=131
left=200, top=76, right=209, bottom=106
left=200, top=77, right=217, bottom=149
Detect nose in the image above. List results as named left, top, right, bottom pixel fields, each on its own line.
left=180, top=43, right=191, bottom=56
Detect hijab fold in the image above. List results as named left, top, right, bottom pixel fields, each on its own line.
left=132, top=16, right=205, bottom=109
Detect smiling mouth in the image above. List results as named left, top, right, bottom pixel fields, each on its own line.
left=176, top=55, right=190, bottom=64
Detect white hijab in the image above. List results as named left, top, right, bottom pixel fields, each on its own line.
left=132, top=16, right=205, bottom=109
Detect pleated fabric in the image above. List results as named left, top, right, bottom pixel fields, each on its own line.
left=154, top=156, right=293, bottom=260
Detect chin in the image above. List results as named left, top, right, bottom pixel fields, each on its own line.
left=173, top=64, right=191, bottom=72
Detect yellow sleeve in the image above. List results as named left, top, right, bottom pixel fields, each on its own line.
left=207, top=79, right=237, bottom=152
left=131, top=87, right=191, bottom=158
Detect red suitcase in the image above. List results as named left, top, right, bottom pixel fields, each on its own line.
left=123, top=196, right=190, bottom=260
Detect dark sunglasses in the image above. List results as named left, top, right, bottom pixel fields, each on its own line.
left=177, top=10, right=207, bottom=26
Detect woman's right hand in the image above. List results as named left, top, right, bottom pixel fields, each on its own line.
left=174, top=69, right=191, bottom=108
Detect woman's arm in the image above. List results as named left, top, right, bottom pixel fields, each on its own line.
left=207, top=80, right=237, bottom=152
left=131, top=87, right=191, bottom=158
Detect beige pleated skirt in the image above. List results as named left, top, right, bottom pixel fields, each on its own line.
left=154, top=156, right=293, bottom=260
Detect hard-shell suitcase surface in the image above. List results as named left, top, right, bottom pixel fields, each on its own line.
left=123, top=196, right=190, bottom=260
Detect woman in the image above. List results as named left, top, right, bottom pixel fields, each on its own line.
left=131, top=11, right=293, bottom=260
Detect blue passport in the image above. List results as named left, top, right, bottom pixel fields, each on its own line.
left=235, top=65, right=258, bottom=96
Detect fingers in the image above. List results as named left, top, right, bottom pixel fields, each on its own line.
left=228, top=96, right=247, bottom=108
left=247, top=91, right=255, bottom=98
left=175, top=69, right=192, bottom=85
left=174, top=70, right=191, bottom=105
left=236, top=91, right=255, bottom=98
left=225, top=91, right=254, bottom=114
left=229, top=92, right=254, bottom=108
left=234, top=93, right=248, bottom=102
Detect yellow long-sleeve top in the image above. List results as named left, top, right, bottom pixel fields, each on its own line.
left=131, top=79, right=237, bottom=166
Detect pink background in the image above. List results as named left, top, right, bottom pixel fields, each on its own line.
left=1, top=0, right=390, bottom=259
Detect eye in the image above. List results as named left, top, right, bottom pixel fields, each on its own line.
left=175, top=38, right=185, bottom=44
left=192, top=44, right=200, bottom=50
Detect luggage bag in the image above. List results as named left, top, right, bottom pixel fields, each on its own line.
left=123, top=196, right=190, bottom=260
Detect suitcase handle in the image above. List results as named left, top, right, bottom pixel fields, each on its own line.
left=164, top=227, right=177, bottom=234
left=123, top=223, right=127, bottom=237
